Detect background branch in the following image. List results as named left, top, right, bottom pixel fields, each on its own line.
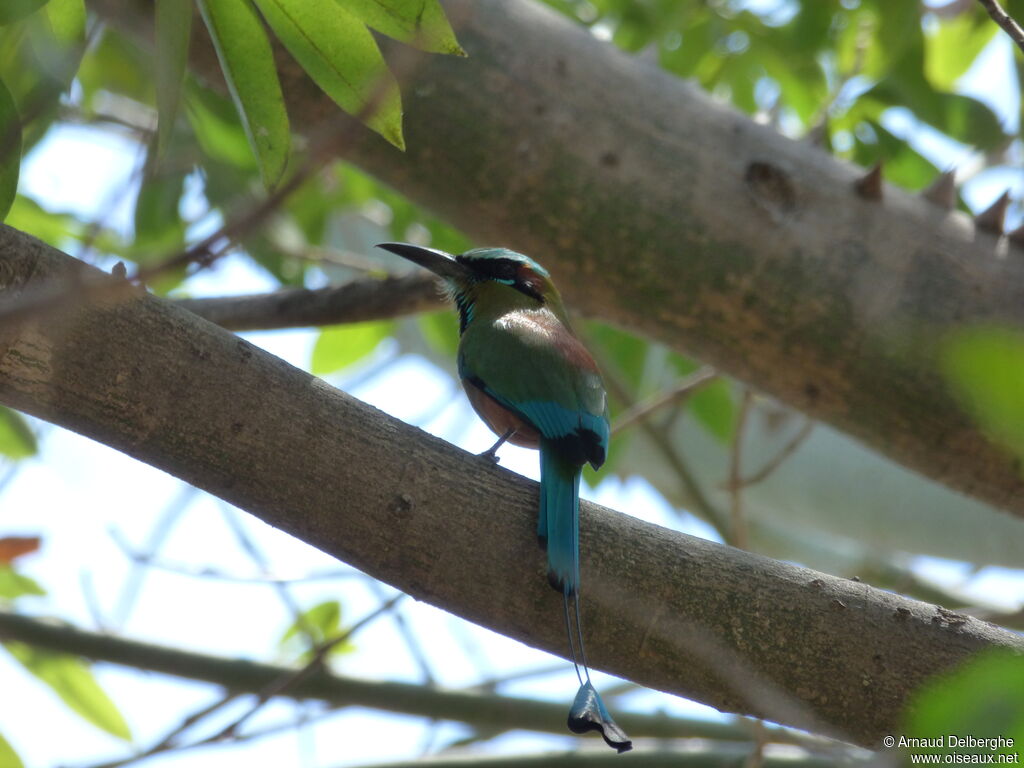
left=174, top=272, right=442, bottom=331
left=0, top=610, right=818, bottom=747
left=978, top=0, right=1024, bottom=54
left=2, top=228, right=1022, bottom=747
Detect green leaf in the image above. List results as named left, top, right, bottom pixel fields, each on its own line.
left=659, top=12, right=714, bottom=79
left=342, top=0, right=465, bottom=55
left=132, top=163, right=188, bottom=293
left=0, top=732, right=24, bottom=768
left=0, top=77, right=20, bottom=222
left=756, top=45, right=828, bottom=125
left=0, top=0, right=48, bottom=25
left=0, top=406, right=35, bottom=459
left=133, top=165, right=186, bottom=257
left=196, top=0, right=290, bottom=187
left=418, top=311, right=459, bottom=358
left=42, top=0, right=84, bottom=43
left=4, top=195, right=80, bottom=247
left=586, top=322, right=647, bottom=396
left=23, top=0, right=80, bottom=84
left=155, top=0, right=192, bottom=160
left=669, top=353, right=736, bottom=442
left=4, top=643, right=132, bottom=740
left=281, top=599, right=337, bottom=643
left=252, top=0, right=405, bottom=150
left=279, top=600, right=355, bottom=661
left=76, top=28, right=155, bottom=110
left=689, top=379, right=736, bottom=443
left=311, top=320, right=393, bottom=374
left=185, top=82, right=259, bottom=170
left=0, top=566, right=45, bottom=601
left=924, top=10, right=996, bottom=92
left=866, top=76, right=1006, bottom=152
left=905, top=651, right=1024, bottom=759
left=940, top=327, right=1024, bottom=465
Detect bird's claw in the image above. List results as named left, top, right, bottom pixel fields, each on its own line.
left=479, top=427, right=515, bottom=464
left=478, top=448, right=502, bottom=464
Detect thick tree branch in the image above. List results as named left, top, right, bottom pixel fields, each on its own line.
left=91, top=0, right=1024, bottom=518
left=174, top=273, right=443, bottom=331
left=0, top=610, right=825, bottom=747
left=2, top=228, right=1022, bottom=747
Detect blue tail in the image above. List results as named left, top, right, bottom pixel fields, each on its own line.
left=538, top=441, right=580, bottom=595
left=539, top=440, right=633, bottom=753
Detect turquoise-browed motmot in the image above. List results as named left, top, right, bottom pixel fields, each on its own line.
left=377, top=242, right=631, bottom=753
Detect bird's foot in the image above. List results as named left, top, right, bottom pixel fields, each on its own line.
left=479, top=427, right=516, bottom=464
left=478, top=446, right=502, bottom=464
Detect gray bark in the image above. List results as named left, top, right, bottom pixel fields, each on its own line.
left=1, top=226, right=1021, bottom=747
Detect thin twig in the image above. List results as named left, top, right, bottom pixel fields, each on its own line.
left=467, top=662, right=569, bottom=693
left=219, top=503, right=319, bottom=650
left=727, top=389, right=754, bottom=550
left=111, top=485, right=199, bottom=627
left=366, top=579, right=436, bottom=684
left=745, top=720, right=769, bottom=768
left=208, top=593, right=406, bottom=742
left=582, top=330, right=730, bottom=537
left=69, top=698, right=322, bottom=768
left=110, top=530, right=359, bottom=584
left=978, top=0, right=1024, bottom=55
left=734, top=418, right=814, bottom=489
left=611, top=367, right=718, bottom=435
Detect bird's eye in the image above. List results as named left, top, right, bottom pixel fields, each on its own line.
left=495, top=261, right=518, bottom=281
left=480, top=259, right=518, bottom=283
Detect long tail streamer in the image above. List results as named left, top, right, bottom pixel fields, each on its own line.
left=563, top=585, right=632, bottom=752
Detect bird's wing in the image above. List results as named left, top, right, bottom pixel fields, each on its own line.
left=458, top=308, right=609, bottom=467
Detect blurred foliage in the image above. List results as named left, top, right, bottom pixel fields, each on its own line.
left=0, top=733, right=23, bottom=768
left=278, top=599, right=356, bottom=662
left=3, top=643, right=132, bottom=741
left=0, top=408, right=36, bottom=460
left=0, top=566, right=44, bottom=601
left=941, top=327, right=1024, bottom=465
left=904, top=651, right=1024, bottom=761
left=0, top=536, right=132, bottom=745
left=311, top=319, right=394, bottom=374
left=0, top=77, right=19, bottom=221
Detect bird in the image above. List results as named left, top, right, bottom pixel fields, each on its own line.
left=377, top=242, right=631, bottom=753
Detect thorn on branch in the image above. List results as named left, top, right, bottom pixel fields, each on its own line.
left=974, top=191, right=1011, bottom=234
left=853, top=162, right=883, bottom=201
left=921, top=170, right=957, bottom=210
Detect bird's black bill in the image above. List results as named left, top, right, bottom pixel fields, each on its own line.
left=376, top=242, right=471, bottom=282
